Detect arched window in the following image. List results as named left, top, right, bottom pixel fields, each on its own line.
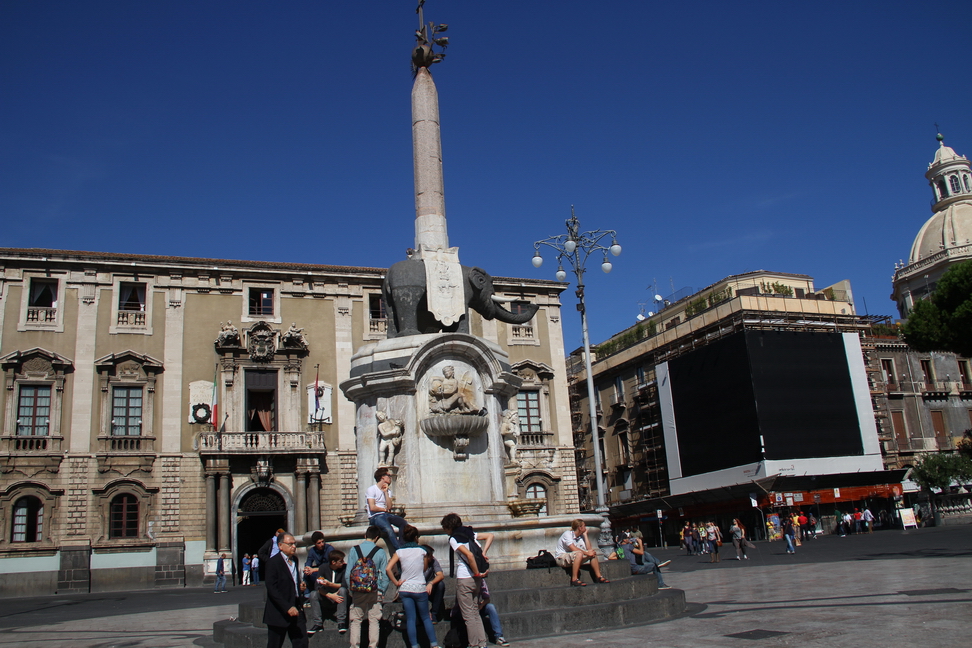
left=12, top=496, right=44, bottom=542
left=938, top=179, right=949, bottom=199
left=949, top=175, right=961, bottom=194
left=525, top=483, right=548, bottom=515
left=109, top=493, right=139, bottom=538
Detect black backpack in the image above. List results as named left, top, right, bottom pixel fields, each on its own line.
left=449, top=526, right=489, bottom=577
left=525, top=549, right=557, bottom=569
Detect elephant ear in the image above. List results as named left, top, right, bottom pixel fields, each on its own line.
left=468, top=267, right=489, bottom=291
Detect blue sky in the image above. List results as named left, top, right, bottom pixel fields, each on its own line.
left=2, top=1, right=971, bottom=349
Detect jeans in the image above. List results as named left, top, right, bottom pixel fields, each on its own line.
left=369, top=512, right=407, bottom=551
left=214, top=573, right=226, bottom=592
left=311, top=587, right=348, bottom=627
left=480, top=603, right=503, bottom=639
left=785, top=534, right=796, bottom=553
left=400, top=590, right=438, bottom=648
left=429, top=580, right=445, bottom=621
left=630, top=559, right=667, bottom=587
left=251, top=569, right=259, bottom=584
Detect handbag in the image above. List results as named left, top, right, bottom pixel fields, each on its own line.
left=716, top=539, right=723, bottom=546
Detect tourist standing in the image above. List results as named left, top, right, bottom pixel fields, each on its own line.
left=783, top=518, right=797, bottom=554
left=441, top=512, right=494, bottom=648
left=705, top=521, right=722, bottom=563
left=263, top=534, right=308, bottom=648
left=250, top=553, right=260, bottom=585
left=348, top=526, right=389, bottom=648
left=730, top=519, right=751, bottom=560
left=241, top=553, right=251, bottom=586
left=386, top=525, right=440, bottom=648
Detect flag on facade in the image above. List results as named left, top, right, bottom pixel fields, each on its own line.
left=211, top=364, right=220, bottom=431
left=314, top=365, right=321, bottom=421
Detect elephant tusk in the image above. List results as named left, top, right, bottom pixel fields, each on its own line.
left=490, top=295, right=517, bottom=304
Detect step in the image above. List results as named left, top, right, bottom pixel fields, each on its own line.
left=213, top=562, right=686, bottom=647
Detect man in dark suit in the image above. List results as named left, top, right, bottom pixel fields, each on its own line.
left=263, top=533, right=308, bottom=648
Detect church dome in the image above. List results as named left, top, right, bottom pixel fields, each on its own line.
left=908, top=201, right=972, bottom=264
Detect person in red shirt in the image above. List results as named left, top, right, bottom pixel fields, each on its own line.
left=797, top=512, right=809, bottom=541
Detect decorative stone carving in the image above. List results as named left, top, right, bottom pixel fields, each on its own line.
left=501, top=408, right=520, bottom=464
left=281, top=322, right=308, bottom=349
left=246, top=321, right=277, bottom=362
left=215, top=321, right=241, bottom=347
left=376, top=411, right=403, bottom=467
left=421, top=364, right=488, bottom=460
left=429, top=365, right=479, bottom=414
left=22, top=357, right=53, bottom=379
left=507, top=499, right=544, bottom=517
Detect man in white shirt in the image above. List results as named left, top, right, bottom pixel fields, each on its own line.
left=555, top=519, right=609, bottom=586
left=365, top=467, right=408, bottom=552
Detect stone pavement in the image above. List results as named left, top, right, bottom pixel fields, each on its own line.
left=1, top=525, right=969, bottom=648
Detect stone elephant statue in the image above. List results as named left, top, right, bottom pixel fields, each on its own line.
left=382, top=259, right=539, bottom=338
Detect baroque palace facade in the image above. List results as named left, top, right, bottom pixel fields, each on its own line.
left=0, top=248, right=575, bottom=597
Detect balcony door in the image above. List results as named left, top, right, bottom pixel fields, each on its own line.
left=246, top=370, right=277, bottom=432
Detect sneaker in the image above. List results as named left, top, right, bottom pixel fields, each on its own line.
left=306, top=626, right=321, bottom=636
left=496, top=638, right=511, bottom=646
left=658, top=585, right=673, bottom=589
left=338, top=623, right=348, bottom=634
left=658, top=560, right=672, bottom=568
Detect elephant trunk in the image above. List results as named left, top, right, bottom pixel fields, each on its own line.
left=488, top=296, right=539, bottom=324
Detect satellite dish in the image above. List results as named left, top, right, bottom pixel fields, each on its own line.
left=654, top=294, right=663, bottom=302
left=636, top=314, right=646, bottom=321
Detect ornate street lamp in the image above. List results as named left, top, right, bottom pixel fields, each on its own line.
left=532, top=206, right=621, bottom=557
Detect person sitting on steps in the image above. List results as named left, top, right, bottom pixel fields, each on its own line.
left=554, top=519, right=610, bottom=587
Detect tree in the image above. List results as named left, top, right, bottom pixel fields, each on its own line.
left=909, top=452, right=972, bottom=526
left=902, top=260, right=972, bottom=357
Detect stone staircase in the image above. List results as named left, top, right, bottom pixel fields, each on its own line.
left=212, top=560, right=686, bottom=647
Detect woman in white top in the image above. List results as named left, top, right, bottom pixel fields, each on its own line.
left=386, top=525, right=439, bottom=648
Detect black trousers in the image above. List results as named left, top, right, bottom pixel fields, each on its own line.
left=266, top=615, right=308, bottom=648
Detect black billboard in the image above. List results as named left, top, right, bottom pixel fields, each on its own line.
left=668, top=330, right=864, bottom=477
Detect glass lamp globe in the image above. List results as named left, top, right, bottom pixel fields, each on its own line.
left=564, top=239, right=577, bottom=254
left=601, top=260, right=613, bottom=273
left=556, top=269, right=567, bottom=281
left=610, top=243, right=622, bottom=257
left=531, top=254, right=543, bottom=268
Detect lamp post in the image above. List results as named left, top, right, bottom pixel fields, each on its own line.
left=532, top=206, right=621, bottom=558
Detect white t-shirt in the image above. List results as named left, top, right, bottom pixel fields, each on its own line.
left=449, top=532, right=480, bottom=579
left=396, top=546, right=428, bottom=593
left=365, top=484, right=387, bottom=519
left=555, top=529, right=585, bottom=558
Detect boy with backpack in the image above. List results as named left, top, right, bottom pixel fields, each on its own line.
left=347, top=526, right=389, bottom=648
left=441, top=512, right=494, bottom=648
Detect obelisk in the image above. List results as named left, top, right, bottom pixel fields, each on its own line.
left=412, top=66, right=449, bottom=253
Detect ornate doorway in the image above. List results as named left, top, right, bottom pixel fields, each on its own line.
left=236, top=487, right=287, bottom=581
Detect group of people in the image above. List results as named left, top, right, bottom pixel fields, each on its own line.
left=680, top=519, right=755, bottom=562
left=835, top=508, right=875, bottom=536
left=260, top=468, right=510, bottom=648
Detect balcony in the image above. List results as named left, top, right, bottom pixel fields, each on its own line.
left=97, top=435, right=156, bottom=453
left=519, top=431, right=553, bottom=447
left=1, top=435, right=62, bottom=453
left=198, top=431, right=327, bottom=454
left=368, top=317, right=387, bottom=335
left=921, top=382, right=951, bottom=400
left=26, top=307, right=57, bottom=323
left=511, top=325, right=535, bottom=339
left=117, top=310, right=147, bottom=326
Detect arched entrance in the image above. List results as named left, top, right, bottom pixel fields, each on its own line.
left=237, top=487, right=287, bottom=581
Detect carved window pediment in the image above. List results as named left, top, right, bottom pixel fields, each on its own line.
left=511, top=360, right=555, bottom=383
left=1, top=348, right=74, bottom=380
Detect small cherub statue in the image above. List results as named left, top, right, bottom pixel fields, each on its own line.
left=501, top=408, right=520, bottom=463
left=376, top=410, right=404, bottom=466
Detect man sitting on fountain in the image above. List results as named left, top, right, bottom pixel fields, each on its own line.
left=366, top=467, right=407, bottom=552
left=555, top=519, right=610, bottom=587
